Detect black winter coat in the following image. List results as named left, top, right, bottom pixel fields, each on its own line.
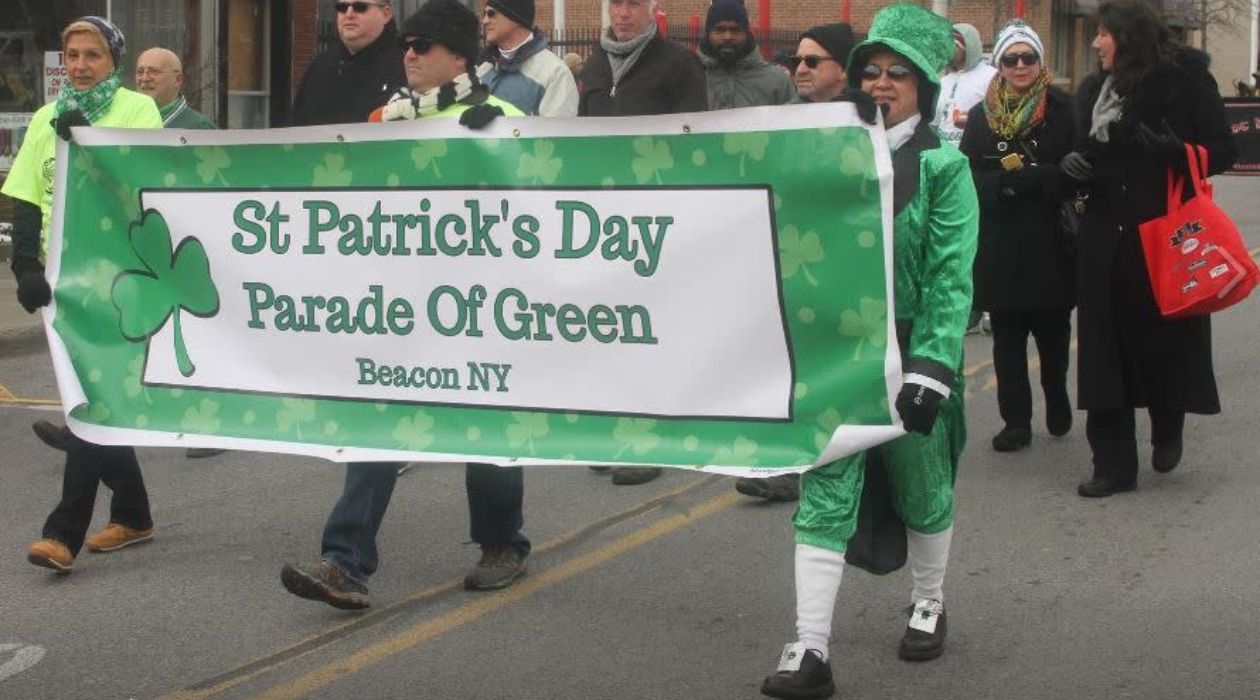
left=1074, top=47, right=1236, bottom=412
left=291, top=24, right=406, bottom=126
left=960, top=86, right=1077, bottom=311
left=578, top=33, right=708, bottom=116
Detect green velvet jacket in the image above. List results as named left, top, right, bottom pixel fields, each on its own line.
left=889, top=120, right=978, bottom=391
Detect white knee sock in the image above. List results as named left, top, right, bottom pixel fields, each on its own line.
left=907, top=526, right=953, bottom=604
left=795, top=543, right=846, bottom=661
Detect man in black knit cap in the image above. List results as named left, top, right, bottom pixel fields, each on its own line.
left=699, top=0, right=794, bottom=109
left=791, top=23, right=855, bottom=104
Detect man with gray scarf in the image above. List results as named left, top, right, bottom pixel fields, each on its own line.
left=577, top=0, right=705, bottom=485
left=578, top=0, right=707, bottom=117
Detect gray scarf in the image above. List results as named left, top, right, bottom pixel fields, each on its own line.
left=601, top=25, right=656, bottom=90
left=1090, top=74, right=1123, bottom=143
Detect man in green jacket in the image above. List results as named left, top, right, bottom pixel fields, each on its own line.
left=134, top=47, right=216, bottom=129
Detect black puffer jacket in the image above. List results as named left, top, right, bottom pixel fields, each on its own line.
left=1073, top=47, right=1236, bottom=412
left=960, top=86, right=1077, bottom=311
left=291, top=24, right=406, bottom=126
left=578, top=32, right=708, bottom=116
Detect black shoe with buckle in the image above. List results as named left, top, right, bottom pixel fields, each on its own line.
left=464, top=544, right=528, bottom=591
left=280, top=559, right=370, bottom=610
left=899, top=599, right=947, bottom=661
left=761, top=642, right=835, bottom=699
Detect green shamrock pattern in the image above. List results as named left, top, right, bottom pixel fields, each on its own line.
left=110, top=210, right=220, bottom=377
left=57, top=123, right=892, bottom=469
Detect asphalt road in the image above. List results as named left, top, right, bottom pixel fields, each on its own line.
left=1, top=179, right=1258, bottom=700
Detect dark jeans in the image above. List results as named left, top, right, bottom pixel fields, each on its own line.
left=321, top=461, right=528, bottom=584
left=1085, top=407, right=1185, bottom=484
left=990, top=309, right=1072, bottom=429
left=43, top=439, right=151, bottom=556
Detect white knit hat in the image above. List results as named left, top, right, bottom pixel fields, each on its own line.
left=991, top=20, right=1044, bottom=67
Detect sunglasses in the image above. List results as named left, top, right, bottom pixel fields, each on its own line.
left=861, top=63, right=914, bottom=81
left=789, top=55, right=835, bottom=71
left=402, top=36, right=435, bottom=55
left=1000, top=51, right=1040, bottom=68
left=335, top=1, right=384, bottom=14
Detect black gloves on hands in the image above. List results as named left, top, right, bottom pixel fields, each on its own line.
left=458, top=104, right=504, bottom=130
left=16, top=269, right=51, bottom=313
left=1060, top=151, right=1093, bottom=182
left=834, top=88, right=879, bottom=126
left=1134, top=119, right=1184, bottom=160
left=53, top=108, right=89, bottom=142
left=1000, top=164, right=1043, bottom=196
left=895, top=380, right=945, bottom=435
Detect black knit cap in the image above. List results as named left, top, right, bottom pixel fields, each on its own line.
left=488, top=0, right=535, bottom=29
left=800, top=22, right=855, bottom=64
left=401, top=0, right=480, bottom=64
left=705, top=0, right=749, bottom=34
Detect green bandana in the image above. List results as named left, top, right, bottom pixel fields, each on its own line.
left=53, top=71, right=121, bottom=124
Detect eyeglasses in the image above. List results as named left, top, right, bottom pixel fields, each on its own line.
left=789, top=55, right=835, bottom=71
left=999, top=51, right=1040, bottom=68
left=335, top=1, right=385, bottom=14
left=402, top=36, right=435, bottom=55
left=861, top=63, right=914, bottom=81
left=135, top=67, right=175, bottom=77
left=482, top=7, right=498, bottom=18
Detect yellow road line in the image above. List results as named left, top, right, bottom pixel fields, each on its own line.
left=161, top=475, right=716, bottom=700
left=251, top=490, right=743, bottom=700
left=0, top=384, right=16, bottom=401
left=0, top=397, right=61, bottom=406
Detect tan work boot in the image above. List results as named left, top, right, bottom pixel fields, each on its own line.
left=27, top=539, right=74, bottom=573
left=86, top=523, right=155, bottom=552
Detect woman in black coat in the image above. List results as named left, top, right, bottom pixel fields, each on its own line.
left=960, top=21, right=1077, bottom=454
left=1060, top=0, right=1236, bottom=497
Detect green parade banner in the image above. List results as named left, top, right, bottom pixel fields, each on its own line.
left=45, top=104, right=904, bottom=476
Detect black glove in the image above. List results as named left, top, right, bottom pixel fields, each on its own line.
left=1000, top=164, right=1044, bottom=196
left=16, top=269, right=51, bottom=313
left=833, top=87, right=878, bottom=126
left=1060, top=151, right=1093, bottom=182
left=1134, top=119, right=1183, bottom=160
left=458, top=103, right=505, bottom=130
left=53, top=108, right=89, bottom=142
left=895, top=380, right=946, bottom=435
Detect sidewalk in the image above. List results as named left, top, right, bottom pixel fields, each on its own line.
left=0, top=276, right=45, bottom=351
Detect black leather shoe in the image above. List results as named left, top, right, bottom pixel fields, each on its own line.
left=31, top=420, right=72, bottom=452
left=1077, top=478, right=1137, bottom=498
left=1046, top=397, right=1072, bottom=436
left=991, top=425, right=1031, bottom=452
left=1152, top=441, right=1183, bottom=473
left=761, top=643, right=835, bottom=699
left=899, top=599, right=947, bottom=661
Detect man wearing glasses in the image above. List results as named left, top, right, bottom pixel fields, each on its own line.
left=134, top=47, right=216, bottom=129
left=291, top=0, right=406, bottom=125
left=791, top=23, right=855, bottom=104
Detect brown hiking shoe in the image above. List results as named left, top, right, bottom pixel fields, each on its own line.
left=610, top=466, right=662, bottom=485
left=86, top=523, right=155, bottom=552
left=280, top=559, right=371, bottom=610
left=27, top=539, right=74, bottom=573
left=464, top=545, right=528, bottom=591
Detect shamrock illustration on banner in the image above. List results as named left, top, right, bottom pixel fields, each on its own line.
left=111, top=209, right=220, bottom=377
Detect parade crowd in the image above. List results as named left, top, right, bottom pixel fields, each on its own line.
left=2, top=1, right=1238, bottom=698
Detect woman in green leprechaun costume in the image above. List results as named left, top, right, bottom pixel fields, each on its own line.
left=761, top=5, right=978, bottom=698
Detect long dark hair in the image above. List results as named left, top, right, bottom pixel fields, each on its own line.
left=1097, top=0, right=1178, bottom=94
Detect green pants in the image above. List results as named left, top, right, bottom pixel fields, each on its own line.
left=794, top=392, right=965, bottom=553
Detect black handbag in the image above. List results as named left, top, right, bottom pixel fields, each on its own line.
left=842, top=450, right=907, bottom=576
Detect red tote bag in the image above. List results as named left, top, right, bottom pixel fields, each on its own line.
left=1138, top=143, right=1258, bottom=318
